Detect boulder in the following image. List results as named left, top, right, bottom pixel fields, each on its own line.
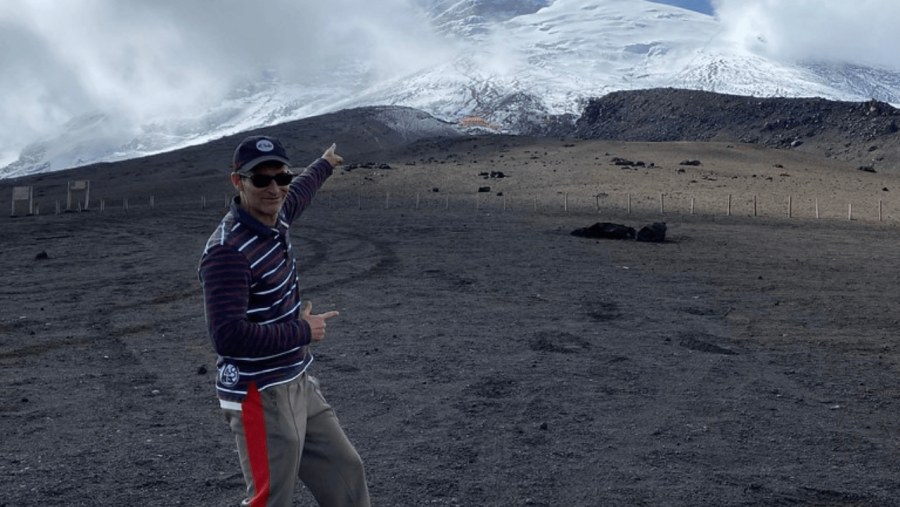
left=636, top=222, right=667, bottom=243
left=571, top=222, right=636, bottom=240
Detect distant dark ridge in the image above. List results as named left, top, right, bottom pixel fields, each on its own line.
left=573, top=88, right=900, bottom=166
left=0, top=106, right=463, bottom=206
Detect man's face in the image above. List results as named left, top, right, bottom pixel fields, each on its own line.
left=231, top=164, right=292, bottom=226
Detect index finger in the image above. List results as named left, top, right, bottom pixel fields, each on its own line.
left=326, top=143, right=336, bottom=154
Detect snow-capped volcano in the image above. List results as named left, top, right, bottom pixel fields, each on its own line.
left=4, top=0, right=900, bottom=179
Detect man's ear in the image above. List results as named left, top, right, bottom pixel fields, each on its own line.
left=230, top=173, right=243, bottom=191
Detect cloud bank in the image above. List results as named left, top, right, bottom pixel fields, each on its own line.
left=2, top=0, right=899, bottom=167
left=0, top=0, right=448, bottom=166
left=713, top=0, right=900, bottom=71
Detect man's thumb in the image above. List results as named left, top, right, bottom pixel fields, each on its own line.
left=301, top=300, right=312, bottom=318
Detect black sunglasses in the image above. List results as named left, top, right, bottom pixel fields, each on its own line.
left=240, top=172, right=294, bottom=188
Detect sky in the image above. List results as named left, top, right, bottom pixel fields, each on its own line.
left=649, top=0, right=714, bottom=15
left=1, top=0, right=899, bottom=168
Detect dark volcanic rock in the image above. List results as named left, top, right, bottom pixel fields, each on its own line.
left=571, top=222, right=636, bottom=240
left=636, top=222, right=667, bottom=243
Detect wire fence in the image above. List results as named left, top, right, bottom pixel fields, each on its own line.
left=6, top=188, right=900, bottom=225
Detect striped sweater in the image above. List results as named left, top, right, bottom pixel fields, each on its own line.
left=198, top=158, right=333, bottom=409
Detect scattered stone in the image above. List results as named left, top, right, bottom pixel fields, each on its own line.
left=679, top=160, right=702, bottom=166
left=197, top=365, right=208, bottom=375
left=478, top=186, right=491, bottom=193
left=35, top=251, right=49, bottom=260
left=858, top=165, right=876, bottom=173
left=432, top=187, right=440, bottom=193
left=790, top=140, right=804, bottom=148
left=345, top=162, right=392, bottom=171
left=539, top=422, right=549, bottom=430
left=611, top=157, right=636, bottom=166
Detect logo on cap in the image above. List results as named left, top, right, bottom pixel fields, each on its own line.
left=256, top=139, right=275, bottom=152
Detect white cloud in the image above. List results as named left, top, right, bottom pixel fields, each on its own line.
left=713, top=0, right=900, bottom=71
left=0, top=0, right=448, bottom=166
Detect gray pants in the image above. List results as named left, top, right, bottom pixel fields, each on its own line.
left=224, top=373, right=370, bottom=507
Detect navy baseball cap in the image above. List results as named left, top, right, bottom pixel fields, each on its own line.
left=232, top=135, right=290, bottom=174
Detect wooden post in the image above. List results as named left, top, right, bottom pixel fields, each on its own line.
left=358, top=192, right=362, bottom=210
left=753, top=195, right=758, bottom=217
left=788, top=195, right=792, bottom=218
left=124, top=198, right=129, bottom=211
left=150, top=196, right=155, bottom=209
left=415, top=193, right=420, bottom=210
left=727, top=194, right=732, bottom=216
left=627, top=193, right=632, bottom=214
left=815, top=198, right=820, bottom=219
left=385, top=192, right=390, bottom=209
left=848, top=203, right=852, bottom=221
left=595, top=195, right=600, bottom=213
left=690, top=197, right=695, bottom=215
left=659, top=193, right=664, bottom=214
left=879, top=200, right=883, bottom=222
left=564, top=193, right=568, bottom=212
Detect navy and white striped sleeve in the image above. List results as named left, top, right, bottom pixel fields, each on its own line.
left=280, top=158, right=334, bottom=224
left=199, top=245, right=312, bottom=358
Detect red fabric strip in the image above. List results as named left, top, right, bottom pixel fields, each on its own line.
left=242, top=383, right=270, bottom=507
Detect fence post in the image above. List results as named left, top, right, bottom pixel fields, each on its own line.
left=659, top=193, right=664, bottom=214
left=627, top=193, right=632, bottom=214
left=753, top=195, right=757, bottom=217
left=788, top=195, right=792, bottom=218
left=690, top=197, right=695, bottom=215
left=727, top=194, right=732, bottom=216
left=815, top=198, right=820, bottom=219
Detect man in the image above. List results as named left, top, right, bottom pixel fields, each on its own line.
left=198, top=135, right=370, bottom=506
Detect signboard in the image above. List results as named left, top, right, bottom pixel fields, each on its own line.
left=67, top=180, right=91, bottom=210
left=10, top=186, right=33, bottom=216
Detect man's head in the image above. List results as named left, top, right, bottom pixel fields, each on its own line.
left=230, top=135, right=294, bottom=226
